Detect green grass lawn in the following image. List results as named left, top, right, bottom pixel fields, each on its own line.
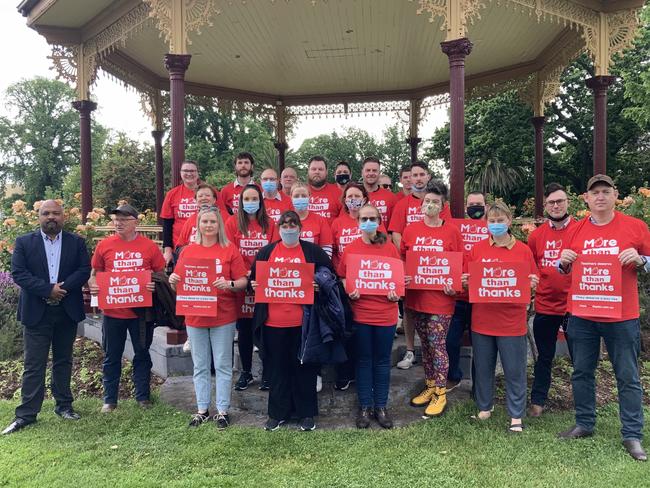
left=0, top=398, right=647, bottom=488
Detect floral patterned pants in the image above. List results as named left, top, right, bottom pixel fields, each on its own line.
left=410, top=311, right=452, bottom=387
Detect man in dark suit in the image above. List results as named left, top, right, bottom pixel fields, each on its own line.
left=2, top=200, right=91, bottom=435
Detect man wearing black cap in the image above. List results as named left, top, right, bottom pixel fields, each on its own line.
left=88, top=204, right=165, bottom=413
left=3, top=200, right=90, bottom=435
left=558, top=175, right=650, bottom=461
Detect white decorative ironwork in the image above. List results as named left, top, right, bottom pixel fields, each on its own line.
left=412, top=0, right=487, bottom=37
left=144, top=0, right=217, bottom=51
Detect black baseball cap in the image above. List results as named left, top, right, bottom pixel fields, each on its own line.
left=109, top=204, right=139, bottom=219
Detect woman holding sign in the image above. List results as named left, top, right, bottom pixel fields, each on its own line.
left=338, top=204, right=402, bottom=429
left=169, top=207, right=248, bottom=430
left=250, top=210, right=333, bottom=432
left=401, top=180, right=463, bottom=417
left=226, top=185, right=277, bottom=392
left=463, top=201, right=538, bottom=433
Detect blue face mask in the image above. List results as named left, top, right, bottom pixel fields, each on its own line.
left=359, top=220, right=379, bottom=233
left=488, top=223, right=509, bottom=237
left=292, top=197, right=310, bottom=212
left=280, top=228, right=300, bottom=245
left=261, top=180, right=277, bottom=193
left=242, top=201, right=260, bottom=215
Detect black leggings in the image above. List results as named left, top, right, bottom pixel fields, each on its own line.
left=237, top=318, right=254, bottom=373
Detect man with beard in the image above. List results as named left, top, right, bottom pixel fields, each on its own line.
left=361, top=157, right=397, bottom=226
left=161, top=160, right=202, bottom=265
left=307, top=156, right=342, bottom=224
left=221, top=152, right=256, bottom=215
left=334, top=161, right=352, bottom=191
left=3, top=200, right=91, bottom=435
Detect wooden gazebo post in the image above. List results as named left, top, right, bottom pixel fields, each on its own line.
left=406, top=99, right=422, bottom=164
left=151, top=90, right=165, bottom=218
left=440, top=3, right=473, bottom=218
left=71, top=43, right=97, bottom=223
left=274, top=101, right=288, bottom=173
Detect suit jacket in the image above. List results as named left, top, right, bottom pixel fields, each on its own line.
left=11, top=230, right=91, bottom=328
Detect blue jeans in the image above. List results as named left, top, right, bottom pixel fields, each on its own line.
left=186, top=323, right=236, bottom=413
left=568, top=316, right=644, bottom=441
left=102, top=316, right=153, bottom=405
left=354, top=323, right=396, bottom=409
left=531, top=313, right=569, bottom=407
left=446, top=300, right=472, bottom=382
left=472, top=331, right=527, bottom=419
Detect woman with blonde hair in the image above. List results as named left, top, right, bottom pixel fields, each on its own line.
left=169, top=207, right=248, bottom=429
left=463, top=201, right=539, bottom=433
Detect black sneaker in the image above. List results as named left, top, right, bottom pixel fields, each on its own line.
left=188, top=411, right=210, bottom=427
left=234, top=372, right=254, bottom=391
left=214, top=413, right=230, bottom=430
left=258, top=379, right=270, bottom=391
left=334, top=379, right=352, bottom=391
left=264, top=417, right=285, bottom=431
left=299, top=417, right=316, bottom=431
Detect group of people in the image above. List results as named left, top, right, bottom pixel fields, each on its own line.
left=3, top=153, right=649, bottom=462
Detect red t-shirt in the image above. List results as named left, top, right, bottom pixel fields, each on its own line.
left=176, top=204, right=230, bottom=248
left=160, top=184, right=199, bottom=246
left=331, top=213, right=387, bottom=270
left=91, top=234, right=166, bottom=319
left=308, top=183, right=342, bottom=224
left=395, top=191, right=408, bottom=201
left=264, top=193, right=293, bottom=223
left=567, top=211, right=650, bottom=322
left=220, top=180, right=259, bottom=215
left=176, top=243, right=248, bottom=328
left=467, top=238, right=538, bottom=336
left=389, top=195, right=452, bottom=234
left=265, top=243, right=308, bottom=328
left=225, top=215, right=277, bottom=269
left=368, top=187, right=397, bottom=226
left=400, top=221, right=463, bottom=315
left=300, top=212, right=333, bottom=248
left=527, top=219, right=577, bottom=315
left=337, top=238, right=400, bottom=326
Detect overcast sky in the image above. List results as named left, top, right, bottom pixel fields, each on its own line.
left=0, top=2, right=448, bottom=151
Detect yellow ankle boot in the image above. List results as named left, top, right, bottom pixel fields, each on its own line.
left=411, top=380, right=437, bottom=407
left=424, top=387, right=447, bottom=417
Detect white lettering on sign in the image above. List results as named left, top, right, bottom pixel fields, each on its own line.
left=478, top=266, right=520, bottom=298
left=583, top=237, right=619, bottom=255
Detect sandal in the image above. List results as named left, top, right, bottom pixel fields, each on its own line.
left=508, top=421, right=524, bottom=433
left=471, top=410, right=492, bottom=421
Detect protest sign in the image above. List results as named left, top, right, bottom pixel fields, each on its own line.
left=255, top=262, right=315, bottom=304
left=96, top=270, right=152, bottom=310
left=468, top=261, right=530, bottom=304
left=175, top=258, right=218, bottom=317
left=570, top=255, right=622, bottom=319
left=405, top=251, right=463, bottom=291
left=345, top=255, right=405, bottom=296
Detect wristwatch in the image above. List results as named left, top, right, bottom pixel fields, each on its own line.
left=230, top=280, right=235, bottom=289
left=638, top=256, right=648, bottom=268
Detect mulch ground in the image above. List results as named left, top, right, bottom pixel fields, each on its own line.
left=0, top=337, right=164, bottom=401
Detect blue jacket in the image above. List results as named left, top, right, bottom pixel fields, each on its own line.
left=298, top=266, right=347, bottom=365
left=11, top=230, right=91, bottom=328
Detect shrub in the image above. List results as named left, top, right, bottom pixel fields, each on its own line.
left=0, top=272, right=22, bottom=360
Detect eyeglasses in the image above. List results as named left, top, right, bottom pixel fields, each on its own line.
left=181, top=169, right=198, bottom=173
left=199, top=205, right=219, bottom=212
left=360, top=217, right=378, bottom=223
left=380, top=184, right=391, bottom=189
left=545, top=199, right=567, bottom=207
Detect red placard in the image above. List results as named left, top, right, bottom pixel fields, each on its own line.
left=96, top=270, right=152, bottom=310
left=345, top=254, right=405, bottom=296
left=451, top=219, right=490, bottom=253
left=405, top=251, right=463, bottom=291
left=255, top=261, right=315, bottom=304
left=175, top=257, right=218, bottom=317
left=569, top=255, right=622, bottom=319
left=468, top=261, right=531, bottom=304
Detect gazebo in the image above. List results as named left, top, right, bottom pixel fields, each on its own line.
left=17, top=0, right=644, bottom=220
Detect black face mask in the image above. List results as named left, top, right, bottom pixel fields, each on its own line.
left=335, top=174, right=351, bottom=185
left=548, top=212, right=569, bottom=222
left=467, top=205, right=485, bottom=220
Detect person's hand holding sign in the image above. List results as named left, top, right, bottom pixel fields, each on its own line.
left=529, top=274, right=539, bottom=291
left=213, top=277, right=231, bottom=290
left=387, top=290, right=400, bottom=302
left=404, top=275, right=412, bottom=287
left=619, top=247, right=643, bottom=267
left=461, top=273, right=470, bottom=290
left=168, top=273, right=180, bottom=290
left=443, top=283, right=456, bottom=296
left=348, top=289, right=360, bottom=301
left=559, top=249, right=578, bottom=269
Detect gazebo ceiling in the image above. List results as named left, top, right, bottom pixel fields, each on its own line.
left=19, top=0, right=644, bottom=105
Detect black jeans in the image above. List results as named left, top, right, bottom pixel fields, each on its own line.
left=530, top=313, right=569, bottom=407
left=264, top=326, right=318, bottom=420
left=446, top=300, right=472, bottom=382
left=15, top=305, right=77, bottom=422
left=102, top=316, right=154, bottom=405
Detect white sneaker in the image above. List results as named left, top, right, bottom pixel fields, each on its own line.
left=182, top=339, right=191, bottom=354
left=396, top=350, right=416, bottom=370
left=316, top=375, right=323, bottom=393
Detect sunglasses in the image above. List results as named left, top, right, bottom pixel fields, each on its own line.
left=380, top=184, right=391, bottom=189
left=360, top=217, right=379, bottom=223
